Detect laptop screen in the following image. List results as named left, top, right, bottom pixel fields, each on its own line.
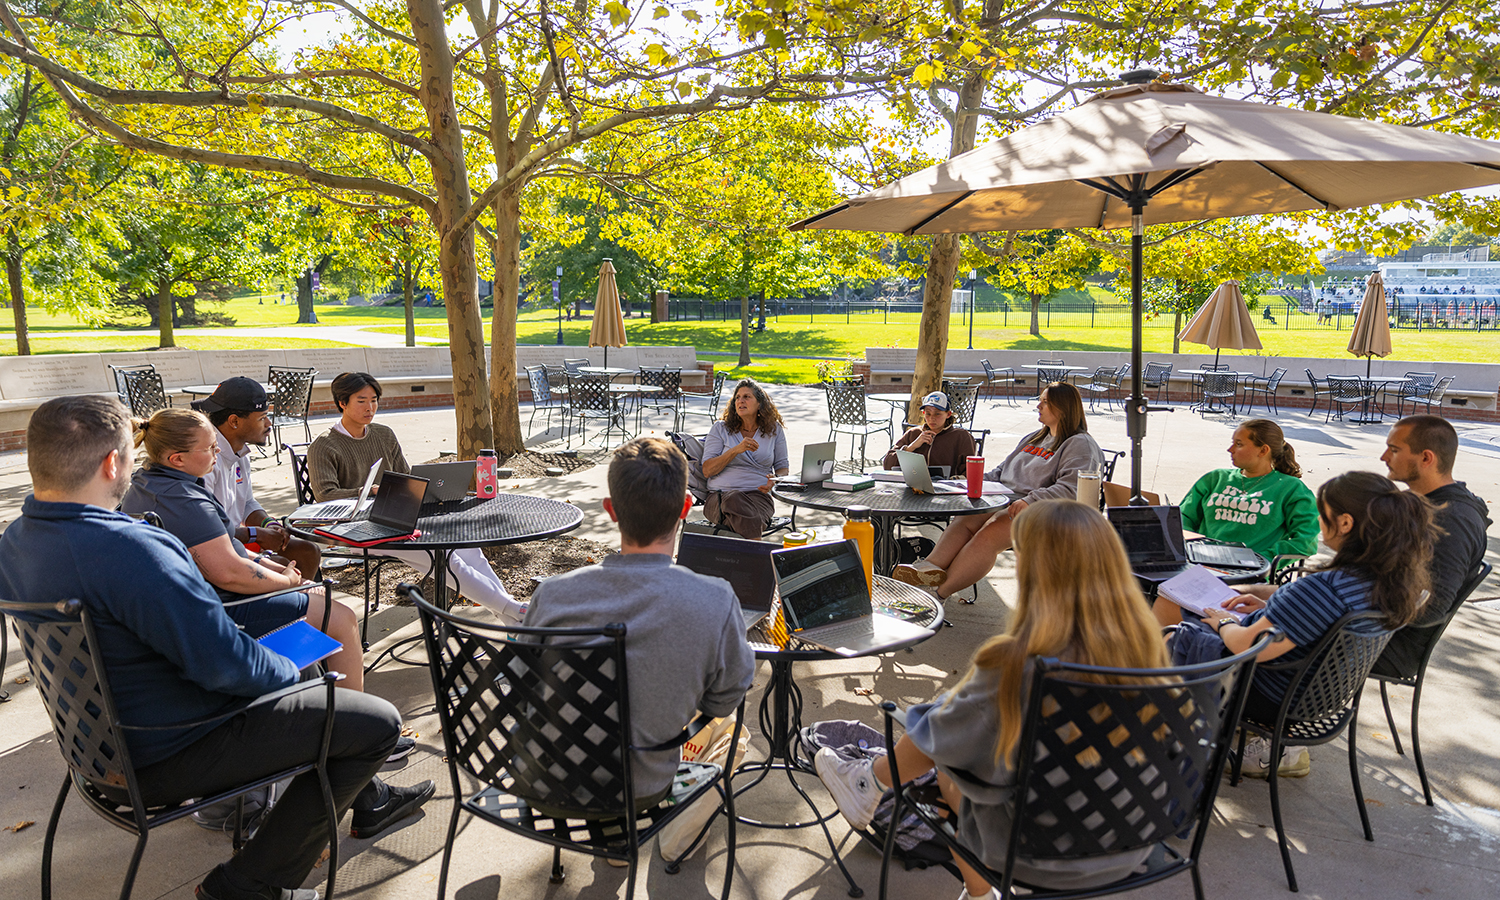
left=370, top=472, right=427, bottom=529
left=773, top=540, right=871, bottom=631
left=676, top=533, right=777, bottom=613
left=1107, top=506, right=1186, bottom=564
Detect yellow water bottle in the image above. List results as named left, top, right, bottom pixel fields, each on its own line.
left=843, top=506, right=875, bottom=594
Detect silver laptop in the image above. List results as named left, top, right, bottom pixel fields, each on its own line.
left=675, top=533, right=777, bottom=629
left=289, top=459, right=382, bottom=523
left=412, top=460, right=475, bottom=505
left=895, top=450, right=965, bottom=494
left=775, top=441, right=837, bottom=488
left=316, top=471, right=428, bottom=542
left=772, top=540, right=931, bottom=656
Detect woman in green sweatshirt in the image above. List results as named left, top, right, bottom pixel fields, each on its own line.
left=1180, top=419, right=1319, bottom=565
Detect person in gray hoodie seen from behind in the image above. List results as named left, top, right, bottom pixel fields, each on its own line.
left=894, top=382, right=1102, bottom=601
left=522, top=436, right=756, bottom=802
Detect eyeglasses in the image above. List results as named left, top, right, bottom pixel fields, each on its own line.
left=180, top=444, right=220, bottom=457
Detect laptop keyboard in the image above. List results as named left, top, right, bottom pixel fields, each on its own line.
left=804, top=618, right=876, bottom=644
left=1187, top=544, right=1259, bottom=568
left=334, top=521, right=400, bottom=542
left=306, top=498, right=354, bottom=518
left=1134, top=563, right=1188, bottom=574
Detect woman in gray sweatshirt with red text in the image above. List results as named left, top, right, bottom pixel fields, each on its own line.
left=894, top=382, right=1102, bottom=601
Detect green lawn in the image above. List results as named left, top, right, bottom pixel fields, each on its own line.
left=3, top=335, right=361, bottom=356
left=2, top=293, right=454, bottom=332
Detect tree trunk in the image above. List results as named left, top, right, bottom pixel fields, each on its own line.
left=739, top=294, right=752, bottom=367
left=156, top=280, right=176, bottom=348
left=6, top=229, right=30, bottom=356
left=488, top=186, right=524, bottom=455
left=402, top=259, right=416, bottom=347
left=910, top=71, right=987, bottom=423
left=1172, top=309, right=1182, bottom=354
left=1030, top=291, right=1042, bottom=337
left=179, top=292, right=197, bottom=322
left=411, top=0, right=493, bottom=456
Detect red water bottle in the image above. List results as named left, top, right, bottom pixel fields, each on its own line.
left=475, top=449, right=498, bottom=500
left=966, top=455, right=984, bottom=499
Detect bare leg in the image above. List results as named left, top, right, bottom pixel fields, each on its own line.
left=283, top=536, right=322, bottom=581
left=1152, top=596, right=1183, bottom=628
left=304, top=588, right=364, bottom=692
left=934, top=513, right=1016, bottom=599
left=870, top=735, right=991, bottom=897
left=925, top=513, right=988, bottom=569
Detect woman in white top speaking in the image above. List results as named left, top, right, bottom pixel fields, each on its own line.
left=701, top=379, right=790, bottom=540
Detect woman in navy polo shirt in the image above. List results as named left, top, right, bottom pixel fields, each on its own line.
left=122, top=408, right=367, bottom=692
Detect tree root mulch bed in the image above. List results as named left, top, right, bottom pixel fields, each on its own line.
left=421, top=450, right=597, bottom=478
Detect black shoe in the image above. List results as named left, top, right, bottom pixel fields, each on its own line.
left=349, top=779, right=436, bottom=839
left=386, top=734, right=416, bottom=762
left=196, top=864, right=318, bottom=900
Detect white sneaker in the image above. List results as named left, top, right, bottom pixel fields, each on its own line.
left=813, top=748, right=882, bottom=831
left=1239, top=736, right=1310, bottom=779
left=955, top=888, right=1000, bottom=900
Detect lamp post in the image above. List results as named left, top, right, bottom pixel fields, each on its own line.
left=554, top=265, right=563, bottom=345
left=966, top=269, right=977, bottom=350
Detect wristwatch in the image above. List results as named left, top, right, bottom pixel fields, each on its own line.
left=247, top=526, right=258, bottom=543
left=1210, top=616, right=1234, bottom=633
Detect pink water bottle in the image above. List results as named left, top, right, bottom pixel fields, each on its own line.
left=475, top=449, right=498, bottom=500
left=966, top=456, right=984, bottom=499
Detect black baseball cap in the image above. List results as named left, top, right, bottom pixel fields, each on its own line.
left=192, top=376, right=268, bottom=415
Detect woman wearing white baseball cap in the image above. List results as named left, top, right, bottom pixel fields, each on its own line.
left=880, top=390, right=975, bottom=476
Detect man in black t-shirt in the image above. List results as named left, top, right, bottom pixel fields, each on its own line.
left=1375, top=415, right=1492, bottom=678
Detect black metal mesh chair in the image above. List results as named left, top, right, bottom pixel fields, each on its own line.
left=562, top=358, right=589, bottom=376
left=1370, top=561, right=1492, bottom=806
left=1227, top=608, right=1394, bottom=892
left=406, top=584, right=741, bottom=900
left=267, top=366, right=317, bottom=462
left=118, top=368, right=171, bottom=418
left=0, top=597, right=341, bottom=900
left=565, top=373, right=628, bottom=448
left=108, top=364, right=157, bottom=406
left=679, top=371, right=727, bottom=429
left=1079, top=365, right=1118, bottom=411
left=824, top=380, right=892, bottom=468
left=1196, top=372, right=1239, bottom=417
left=1302, top=368, right=1335, bottom=418
left=876, top=636, right=1267, bottom=900
left=1143, top=361, right=1173, bottom=402
left=1396, top=374, right=1453, bottom=416
left=979, top=359, right=1017, bottom=407
left=1033, top=359, right=1067, bottom=386
left=941, top=380, right=981, bottom=429
left=1324, top=375, right=1371, bottom=422
left=637, top=366, right=684, bottom=431
left=1242, top=367, right=1287, bottom=415
left=525, top=365, right=568, bottom=440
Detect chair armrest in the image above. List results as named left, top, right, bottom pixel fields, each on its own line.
left=119, top=671, right=343, bottom=732
left=635, top=710, right=721, bottom=753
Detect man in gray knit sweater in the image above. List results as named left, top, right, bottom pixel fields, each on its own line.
left=522, top=436, right=757, bottom=800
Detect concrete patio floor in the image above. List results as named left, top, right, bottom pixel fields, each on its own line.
left=2, top=385, right=1499, bottom=900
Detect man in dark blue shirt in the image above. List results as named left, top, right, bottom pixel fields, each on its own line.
left=0, top=396, right=433, bottom=900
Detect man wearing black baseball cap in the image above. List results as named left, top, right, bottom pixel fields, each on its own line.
left=194, top=377, right=321, bottom=578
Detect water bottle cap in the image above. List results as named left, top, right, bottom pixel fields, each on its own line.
left=845, top=506, right=872, bottom=520
left=478, top=449, right=497, bottom=457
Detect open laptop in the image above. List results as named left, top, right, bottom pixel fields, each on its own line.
left=1186, top=542, right=1266, bottom=569
left=895, top=449, right=965, bottom=494
left=290, top=460, right=381, bottom=523
left=771, top=540, right=931, bottom=656
left=412, top=460, right=475, bottom=505
left=675, top=532, right=777, bottom=629
left=1107, top=505, right=1191, bottom=582
left=315, top=471, right=428, bottom=543
left=774, top=441, right=838, bottom=489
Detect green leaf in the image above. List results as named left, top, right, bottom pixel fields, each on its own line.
left=653, top=5, right=669, bottom=19
left=913, top=62, right=935, bottom=88
left=645, top=43, right=668, bottom=66
left=605, top=1, right=629, bottom=29
left=681, top=9, right=701, bottom=23
left=765, top=29, right=786, bottom=49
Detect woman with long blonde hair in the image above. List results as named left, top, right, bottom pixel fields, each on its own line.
left=816, top=500, right=1169, bottom=896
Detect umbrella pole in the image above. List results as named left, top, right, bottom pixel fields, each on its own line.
left=1128, top=207, right=1147, bottom=504
left=1366, top=354, right=1372, bottom=377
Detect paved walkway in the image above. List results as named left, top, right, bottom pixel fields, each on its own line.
left=2, top=389, right=1499, bottom=900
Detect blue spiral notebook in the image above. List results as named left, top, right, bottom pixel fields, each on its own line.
left=257, top=620, right=342, bottom=670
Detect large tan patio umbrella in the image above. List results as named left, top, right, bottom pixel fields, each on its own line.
left=1178, top=281, right=1262, bottom=367
left=791, top=75, right=1500, bottom=500
left=1347, top=273, right=1393, bottom=376
left=588, top=258, right=628, bottom=368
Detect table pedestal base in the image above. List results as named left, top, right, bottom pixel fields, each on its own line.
left=731, top=658, right=864, bottom=897
left=364, top=547, right=446, bottom=671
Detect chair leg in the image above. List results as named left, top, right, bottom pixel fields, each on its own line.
left=1411, top=679, right=1434, bottom=806
left=1379, top=681, right=1403, bottom=756
left=720, top=775, right=737, bottom=900
left=118, top=831, right=151, bottom=900
left=437, top=794, right=463, bottom=900
left=1266, top=734, right=1299, bottom=892
left=1350, top=698, right=1374, bottom=842
left=42, top=775, right=70, bottom=900
left=550, top=846, right=566, bottom=884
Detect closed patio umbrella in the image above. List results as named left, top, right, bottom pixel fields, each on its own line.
left=589, top=258, right=628, bottom=368
left=1347, top=273, right=1393, bottom=376
left=790, top=75, right=1500, bottom=501
left=1178, top=281, right=1262, bottom=367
